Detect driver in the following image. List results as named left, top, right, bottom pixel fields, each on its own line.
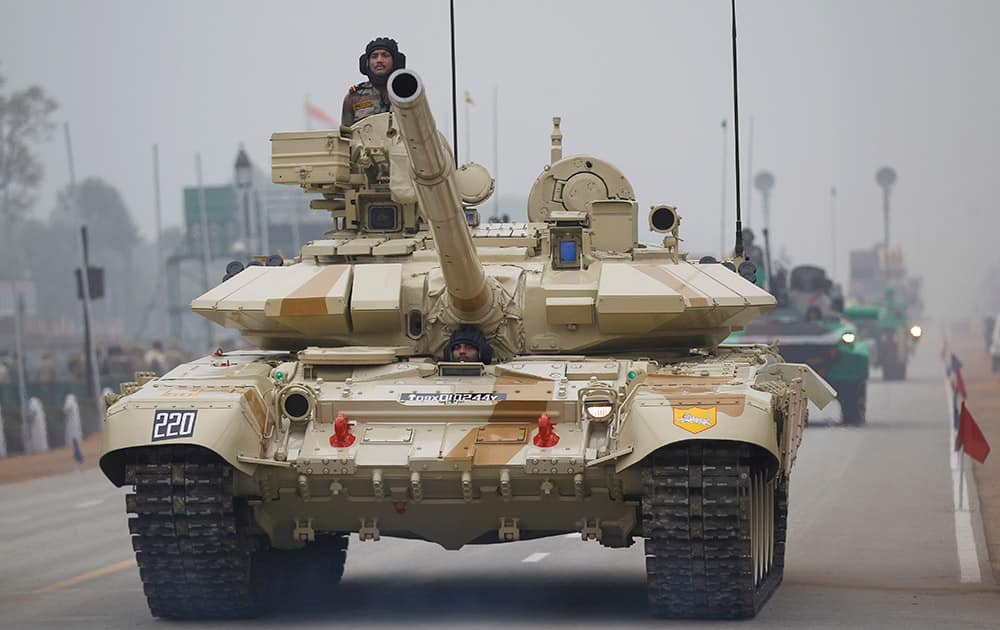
left=443, top=326, right=493, bottom=364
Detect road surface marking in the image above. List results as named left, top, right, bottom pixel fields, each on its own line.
left=34, top=559, right=136, bottom=593
left=522, top=552, right=550, bottom=563
left=944, top=377, right=981, bottom=583
left=73, top=499, right=103, bottom=509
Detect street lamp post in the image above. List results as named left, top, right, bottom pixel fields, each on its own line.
left=234, top=145, right=254, bottom=256
left=876, top=166, right=897, bottom=249
left=754, top=171, right=775, bottom=292
left=195, top=153, right=214, bottom=350
left=830, top=186, right=838, bottom=284
left=64, top=123, right=103, bottom=425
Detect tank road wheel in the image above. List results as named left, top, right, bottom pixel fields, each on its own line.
left=641, top=442, right=786, bottom=619
left=125, top=446, right=265, bottom=619
left=837, top=381, right=867, bottom=426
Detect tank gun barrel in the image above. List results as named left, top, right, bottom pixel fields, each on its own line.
left=388, top=69, right=492, bottom=320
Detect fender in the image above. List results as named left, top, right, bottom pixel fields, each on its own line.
left=614, top=362, right=835, bottom=475
left=99, top=385, right=270, bottom=486
left=614, top=386, right=780, bottom=473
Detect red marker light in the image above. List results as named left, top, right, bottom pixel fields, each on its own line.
left=329, top=412, right=356, bottom=447
left=393, top=502, right=407, bottom=514
left=533, top=412, right=560, bottom=447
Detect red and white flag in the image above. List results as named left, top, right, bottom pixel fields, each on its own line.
left=306, top=102, right=338, bottom=128
left=955, top=402, right=991, bottom=463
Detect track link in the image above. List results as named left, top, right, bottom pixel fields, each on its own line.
left=641, top=442, right=787, bottom=619
left=125, top=446, right=262, bottom=619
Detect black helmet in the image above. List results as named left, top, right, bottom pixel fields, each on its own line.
left=443, top=326, right=493, bottom=365
left=358, top=37, right=406, bottom=76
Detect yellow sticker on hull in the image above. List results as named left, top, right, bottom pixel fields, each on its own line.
left=673, top=406, right=717, bottom=434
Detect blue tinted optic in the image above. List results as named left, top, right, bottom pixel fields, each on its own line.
left=559, top=240, right=578, bottom=263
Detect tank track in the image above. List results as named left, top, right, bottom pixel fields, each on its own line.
left=641, top=442, right=787, bottom=619
left=124, top=446, right=264, bottom=619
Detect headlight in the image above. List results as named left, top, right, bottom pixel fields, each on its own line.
left=580, top=386, right=619, bottom=422
left=279, top=384, right=316, bottom=422
left=841, top=332, right=856, bottom=344
left=910, top=325, right=922, bottom=338
left=584, top=401, right=614, bottom=419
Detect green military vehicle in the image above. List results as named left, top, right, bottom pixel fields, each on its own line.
left=727, top=265, right=869, bottom=425
left=99, top=69, right=834, bottom=620
left=847, top=247, right=922, bottom=381
left=843, top=287, right=921, bottom=381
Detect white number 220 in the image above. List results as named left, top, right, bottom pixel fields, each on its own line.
left=151, top=410, right=197, bottom=441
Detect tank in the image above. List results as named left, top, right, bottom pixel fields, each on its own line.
left=99, top=69, right=835, bottom=620
left=847, top=245, right=923, bottom=380
left=726, top=264, right=870, bottom=425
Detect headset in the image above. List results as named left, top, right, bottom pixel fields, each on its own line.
left=359, top=38, right=406, bottom=75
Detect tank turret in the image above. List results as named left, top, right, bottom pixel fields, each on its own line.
left=192, top=70, right=777, bottom=360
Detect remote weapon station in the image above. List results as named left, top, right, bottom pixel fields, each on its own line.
left=100, top=69, right=833, bottom=619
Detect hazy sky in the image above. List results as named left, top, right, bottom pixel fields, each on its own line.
left=2, top=0, right=998, bottom=319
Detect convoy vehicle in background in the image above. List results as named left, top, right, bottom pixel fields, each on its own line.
left=846, top=246, right=923, bottom=380
left=727, top=264, right=869, bottom=425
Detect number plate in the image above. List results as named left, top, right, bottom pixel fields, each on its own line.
left=151, top=410, right=198, bottom=441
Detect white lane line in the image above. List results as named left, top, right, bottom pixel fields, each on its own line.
left=522, top=552, right=550, bottom=563
left=73, top=499, right=103, bottom=509
left=944, top=376, right=982, bottom=583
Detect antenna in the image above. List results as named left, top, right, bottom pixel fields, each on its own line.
left=450, top=0, right=459, bottom=168
left=731, top=0, right=744, bottom=258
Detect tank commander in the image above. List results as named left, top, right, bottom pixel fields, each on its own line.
left=443, top=326, right=493, bottom=364
left=341, top=37, right=406, bottom=126
left=737, top=228, right=766, bottom=287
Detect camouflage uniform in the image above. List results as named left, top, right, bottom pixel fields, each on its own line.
left=341, top=81, right=391, bottom=127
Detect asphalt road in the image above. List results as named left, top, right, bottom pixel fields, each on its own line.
left=1, top=335, right=997, bottom=629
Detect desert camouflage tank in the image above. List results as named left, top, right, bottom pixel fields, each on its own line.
left=99, top=69, right=834, bottom=620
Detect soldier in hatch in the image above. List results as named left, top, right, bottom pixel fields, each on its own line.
left=341, top=37, right=406, bottom=126
left=443, top=326, right=493, bottom=364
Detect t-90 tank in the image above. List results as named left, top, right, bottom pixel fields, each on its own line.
left=100, top=69, right=834, bottom=620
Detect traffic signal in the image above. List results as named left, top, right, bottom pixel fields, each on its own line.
left=74, top=266, right=105, bottom=300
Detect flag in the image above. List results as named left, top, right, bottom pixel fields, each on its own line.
left=306, top=101, right=338, bottom=128
left=464, top=91, right=474, bottom=106
left=953, top=367, right=968, bottom=400
left=950, top=353, right=963, bottom=375
left=950, top=353, right=967, bottom=399
left=952, top=387, right=961, bottom=429
left=955, top=402, right=991, bottom=463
